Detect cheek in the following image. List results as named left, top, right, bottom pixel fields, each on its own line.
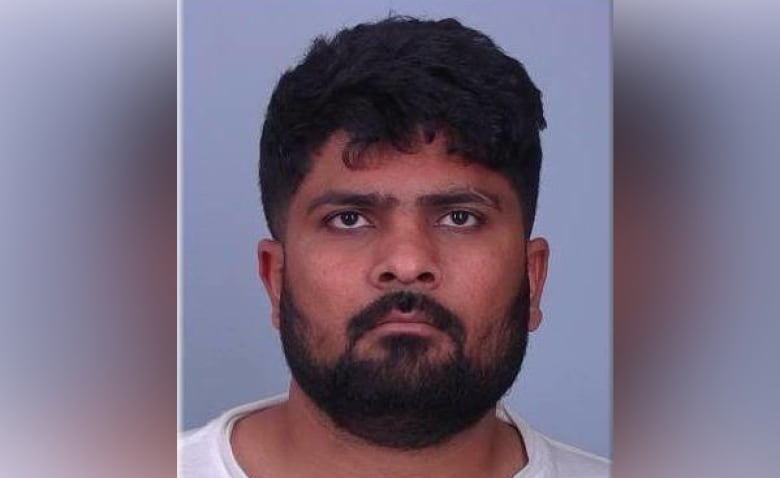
left=283, top=240, right=372, bottom=356
left=439, top=236, right=525, bottom=348
left=290, top=236, right=372, bottom=299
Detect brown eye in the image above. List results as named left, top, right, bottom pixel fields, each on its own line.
left=340, top=212, right=359, bottom=226
left=437, top=210, right=480, bottom=228
left=327, top=211, right=371, bottom=229
left=451, top=211, right=470, bottom=225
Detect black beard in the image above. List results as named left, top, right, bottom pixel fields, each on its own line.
left=279, top=283, right=530, bottom=450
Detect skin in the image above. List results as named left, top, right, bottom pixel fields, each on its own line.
left=234, top=131, right=549, bottom=478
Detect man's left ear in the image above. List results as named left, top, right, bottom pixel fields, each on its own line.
left=526, top=237, right=550, bottom=332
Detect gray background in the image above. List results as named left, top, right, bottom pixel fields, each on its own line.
left=182, top=0, right=611, bottom=458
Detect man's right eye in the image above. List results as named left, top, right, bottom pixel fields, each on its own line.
left=326, top=211, right=372, bottom=229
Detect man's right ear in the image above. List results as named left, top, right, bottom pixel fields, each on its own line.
left=258, top=239, right=284, bottom=329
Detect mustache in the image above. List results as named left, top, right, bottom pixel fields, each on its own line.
left=347, top=291, right=466, bottom=347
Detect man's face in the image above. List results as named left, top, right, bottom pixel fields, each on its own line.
left=259, top=132, right=548, bottom=448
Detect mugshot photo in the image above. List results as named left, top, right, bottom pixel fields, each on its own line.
left=181, top=2, right=610, bottom=476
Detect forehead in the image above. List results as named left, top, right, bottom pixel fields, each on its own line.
left=293, top=132, right=519, bottom=204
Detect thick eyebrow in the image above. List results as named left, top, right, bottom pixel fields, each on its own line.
left=416, top=188, right=503, bottom=211
left=306, top=191, right=398, bottom=214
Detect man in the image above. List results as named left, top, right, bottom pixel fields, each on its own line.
left=182, top=16, right=609, bottom=477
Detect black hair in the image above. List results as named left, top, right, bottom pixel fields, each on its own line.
left=259, top=15, right=546, bottom=239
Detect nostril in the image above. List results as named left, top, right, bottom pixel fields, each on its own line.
left=379, top=272, right=395, bottom=282
left=418, top=272, right=435, bottom=283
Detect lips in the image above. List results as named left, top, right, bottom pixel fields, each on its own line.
left=376, top=310, right=432, bottom=326
left=346, top=291, right=466, bottom=346
left=373, top=310, right=440, bottom=334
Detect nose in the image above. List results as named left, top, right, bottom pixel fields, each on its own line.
left=369, top=225, right=442, bottom=290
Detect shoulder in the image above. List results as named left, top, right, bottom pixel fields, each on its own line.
left=179, top=417, right=228, bottom=478
left=179, top=394, right=289, bottom=478
left=540, top=435, right=611, bottom=477
left=497, top=404, right=610, bottom=478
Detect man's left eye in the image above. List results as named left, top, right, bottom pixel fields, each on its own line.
left=437, top=211, right=480, bottom=227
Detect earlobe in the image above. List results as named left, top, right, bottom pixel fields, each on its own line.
left=526, top=237, right=550, bottom=332
left=258, top=239, right=284, bottom=329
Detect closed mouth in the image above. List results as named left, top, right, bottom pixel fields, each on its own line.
left=373, top=311, right=440, bottom=334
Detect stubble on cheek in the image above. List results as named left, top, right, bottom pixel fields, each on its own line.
left=281, top=281, right=350, bottom=366
left=468, top=317, right=513, bottom=370
left=459, top=274, right=528, bottom=370
left=283, top=239, right=375, bottom=361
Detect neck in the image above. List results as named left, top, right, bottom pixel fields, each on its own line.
left=266, top=382, right=526, bottom=478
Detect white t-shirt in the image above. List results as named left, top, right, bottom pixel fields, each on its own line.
left=180, top=395, right=610, bottom=477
